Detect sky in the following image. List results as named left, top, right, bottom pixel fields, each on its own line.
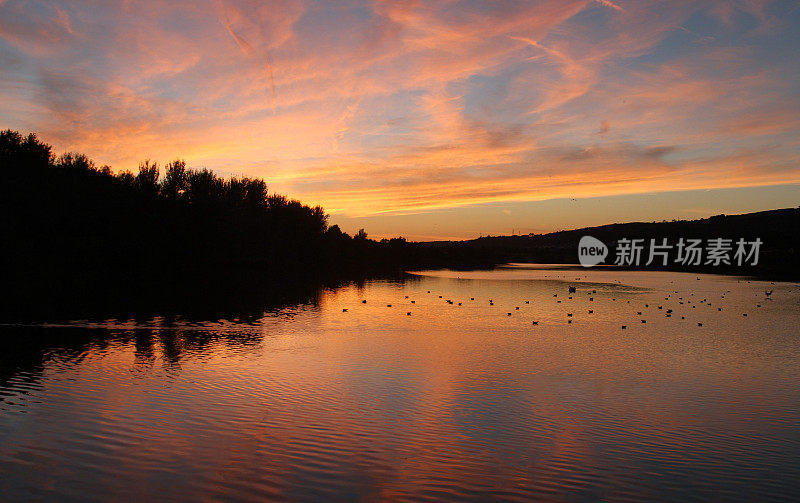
left=1, top=0, right=799, bottom=240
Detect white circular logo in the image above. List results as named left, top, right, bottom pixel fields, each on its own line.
left=578, top=235, right=608, bottom=267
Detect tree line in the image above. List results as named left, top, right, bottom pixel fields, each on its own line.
left=1, top=129, right=482, bottom=304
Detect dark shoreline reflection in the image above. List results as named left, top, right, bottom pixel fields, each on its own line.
left=4, top=269, right=413, bottom=324
left=0, top=271, right=419, bottom=407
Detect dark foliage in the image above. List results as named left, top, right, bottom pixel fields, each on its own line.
left=1, top=130, right=464, bottom=317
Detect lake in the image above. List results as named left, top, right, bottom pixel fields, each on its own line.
left=1, top=265, right=799, bottom=501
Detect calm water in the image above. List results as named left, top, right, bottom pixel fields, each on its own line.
left=1, top=266, right=799, bottom=502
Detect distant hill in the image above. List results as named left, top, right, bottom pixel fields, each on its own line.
left=418, top=208, right=800, bottom=279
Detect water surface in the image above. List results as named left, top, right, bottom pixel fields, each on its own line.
left=1, top=266, right=799, bottom=501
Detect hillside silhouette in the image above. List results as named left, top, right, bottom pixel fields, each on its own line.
left=420, top=208, right=800, bottom=279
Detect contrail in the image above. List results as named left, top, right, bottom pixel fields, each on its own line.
left=265, top=53, right=276, bottom=115
left=224, top=21, right=255, bottom=54
left=219, top=1, right=277, bottom=114
left=595, top=0, right=624, bottom=12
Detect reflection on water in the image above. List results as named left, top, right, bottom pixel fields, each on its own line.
left=1, top=267, right=799, bottom=502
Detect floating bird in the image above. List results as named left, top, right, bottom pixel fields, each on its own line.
left=507, top=312, right=512, bottom=316
left=622, top=325, right=627, bottom=329
left=342, top=308, right=348, bottom=312
left=515, top=307, right=520, bottom=310
left=765, top=290, right=773, bottom=297
left=568, top=320, right=572, bottom=324
left=567, top=313, right=573, bottom=317
left=743, top=313, right=748, bottom=317
left=525, top=301, right=530, bottom=304
left=698, top=322, right=703, bottom=326
left=568, top=286, right=577, bottom=293
left=362, top=300, right=367, bottom=304
left=532, top=321, right=539, bottom=325
left=407, top=312, right=411, bottom=316
left=589, top=309, right=593, bottom=313
left=387, top=304, right=392, bottom=307
left=641, top=320, right=646, bottom=323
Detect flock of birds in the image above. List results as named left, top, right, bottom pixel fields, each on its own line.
left=341, top=281, right=784, bottom=330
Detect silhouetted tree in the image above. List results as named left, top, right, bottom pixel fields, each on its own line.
left=136, top=160, right=159, bottom=193
left=161, top=159, right=187, bottom=198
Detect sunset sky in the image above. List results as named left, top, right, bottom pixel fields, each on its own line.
left=1, top=0, right=799, bottom=240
